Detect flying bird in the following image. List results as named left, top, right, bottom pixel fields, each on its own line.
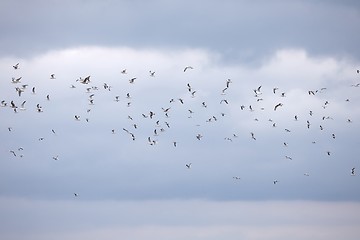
left=13, top=63, right=19, bottom=69
left=184, top=66, right=193, bottom=72
left=274, top=103, right=283, bottom=111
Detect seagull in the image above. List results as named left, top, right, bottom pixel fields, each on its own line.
left=121, top=69, right=127, bottom=74
left=285, top=156, right=293, bottom=160
left=77, top=76, right=91, bottom=84
left=13, top=63, right=19, bottom=69
left=274, top=103, right=283, bottom=111
left=250, top=132, right=256, bottom=140
left=351, top=167, right=356, bottom=176
left=196, top=133, right=203, bottom=140
left=308, top=90, right=315, bottom=95
left=304, top=173, right=310, bottom=177
left=273, top=180, right=279, bottom=184
left=74, top=193, right=79, bottom=197
left=11, top=77, right=22, bottom=83
left=53, top=155, right=59, bottom=160
left=129, top=78, right=136, bottom=84
left=148, top=136, right=157, bottom=145
left=226, top=79, right=232, bottom=88
left=183, top=66, right=193, bottom=72
left=149, top=111, right=155, bottom=119
left=50, top=74, right=56, bottom=79
left=233, top=176, right=241, bottom=180
left=19, top=101, right=26, bottom=110
left=149, top=71, right=155, bottom=77
left=186, top=163, right=192, bottom=169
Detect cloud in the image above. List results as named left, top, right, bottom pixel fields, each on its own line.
left=0, top=46, right=359, bottom=203
left=0, top=197, right=359, bottom=240
left=1, top=0, right=360, bottom=62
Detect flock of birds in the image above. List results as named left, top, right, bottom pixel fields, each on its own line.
left=1, top=61, right=359, bottom=198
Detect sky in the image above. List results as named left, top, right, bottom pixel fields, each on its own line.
left=1, top=0, right=360, bottom=239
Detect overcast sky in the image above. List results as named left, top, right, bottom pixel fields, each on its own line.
left=1, top=0, right=360, bottom=240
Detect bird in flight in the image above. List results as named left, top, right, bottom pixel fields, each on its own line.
left=274, top=103, right=283, bottom=111
left=13, top=63, right=19, bottom=69
left=183, top=66, right=193, bottom=72
left=186, top=163, right=192, bottom=169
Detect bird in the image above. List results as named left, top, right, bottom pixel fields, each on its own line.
left=274, top=103, right=283, bottom=111
left=129, top=78, right=136, bottom=84
left=183, top=66, right=193, bottom=72
left=226, top=79, right=232, bottom=88
left=10, top=150, right=16, bottom=157
left=50, top=74, right=56, bottom=79
left=196, top=134, right=203, bottom=140
left=250, top=132, right=256, bottom=140
left=233, top=176, right=241, bottom=180
left=53, top=155, right=59, bottom=160
left=273, top=180, right=279, bottom=184
left=74, top=193, right=79, bottom=197
left=351, top=168, right=356, bottom=176
left=186, top=163, right=192, bottom=169
left=19, top=101, right=26, bottom=110
left=149, top=71, right=155, bottom=77
left=11, top=77, right=22, bottom=83
left=13, top=63, right=19, bottom=69
left=77, top=76, right=91, bottom=84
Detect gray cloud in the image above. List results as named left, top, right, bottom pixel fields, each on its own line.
left=1, top=0, right=360, bottom=63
